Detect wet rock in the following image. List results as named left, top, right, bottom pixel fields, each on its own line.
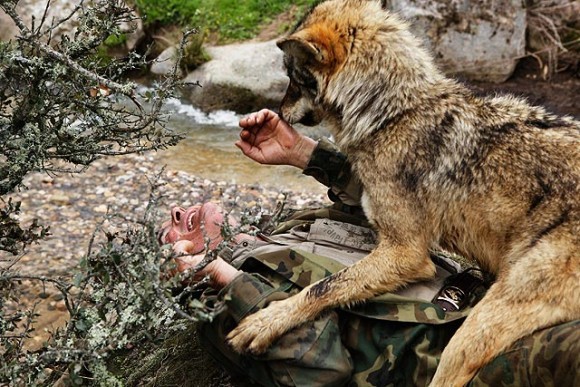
left=53, top=293, right=65, bottom=301
left=49, top=193, right=71, bottom=205
left=151, top=46, right=184, bottom=77
left=386, top=0, right=526, bottom=82
left=94, top=204, right=108, bottom=213
left=56, top=300, right=67, bottom=311
left=178, top=1, right=528, bottom=112
left=183, top=40, right=288, bottom=113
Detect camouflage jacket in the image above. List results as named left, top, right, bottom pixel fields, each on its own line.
left=201, top=222, right=578, bottom=386
left=198, top=138, right=579, bottom=387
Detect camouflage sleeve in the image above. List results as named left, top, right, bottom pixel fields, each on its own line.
left=469, top=320, right=579, bottom=386
left=219, top=273, right=353, bottom=386
left=220, top=272, right=290, bottom=324
left=303, top=137, right=363, bottom=206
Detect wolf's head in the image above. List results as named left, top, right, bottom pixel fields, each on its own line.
left=276, top=0, right=442, bottom=145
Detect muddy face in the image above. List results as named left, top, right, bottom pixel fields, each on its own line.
left=157, top=202, right=229, bottom=251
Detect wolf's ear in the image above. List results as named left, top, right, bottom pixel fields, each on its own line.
left=277, top=36, right=325, bottom=65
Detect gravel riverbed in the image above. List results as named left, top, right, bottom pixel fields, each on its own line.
left=9, top=152, right=329, bottom=278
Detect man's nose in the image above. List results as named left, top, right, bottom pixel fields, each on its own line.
left=171, top=207, right=186, bottom=225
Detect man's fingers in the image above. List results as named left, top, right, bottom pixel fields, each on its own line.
left=239, top=129, right=252, bottom=141
left=240, top=110, right=265, bottom=127
left=235, top=140, right=253, bottom=157
left=238, top=117, right=250, bottom=128
left=238, top=130, right=257, bottom=150
left=239, top=109, right=278, bottom=129
left=175, top=253, right=205, bottom=272
left=173, top=240, right=196, bottom=254
left=255, top=110, right=269, bottom=125
left=239, top=114, right=256, bottom=128
left=235, top=140, right=246, bottom=154
left=235, top=140, right=265, bottom=163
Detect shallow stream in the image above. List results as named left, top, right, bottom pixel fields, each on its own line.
left=157, top=95, right=330, bottom=194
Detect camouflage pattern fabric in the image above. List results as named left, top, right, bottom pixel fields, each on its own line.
left=303, top=137, right=363, bottom=207
left=199, top=273, right=353, bottom=387
left=302, top=137, right=351, bottom=190
left=198, top=212, right=477, bottom=386
left=199, top=246, right=579, bottom=386
left=199, top=247, right=467, bottom=386
left=469, top=319, right=580, bottom=386
left=270, top=206, right=370, bottom=235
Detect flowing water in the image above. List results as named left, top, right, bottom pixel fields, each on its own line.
left=157, top=96, right=331, bottom=194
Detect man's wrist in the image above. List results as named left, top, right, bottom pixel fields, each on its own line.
left=293, top=136, right=318, bottom=169
left=209, top=258, right=241, bottom=288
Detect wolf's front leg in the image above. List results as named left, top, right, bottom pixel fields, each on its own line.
left=227, top=239, right=436, bottom=354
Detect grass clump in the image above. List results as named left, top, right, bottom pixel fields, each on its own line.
left=135, top=0, right=320, bottom=43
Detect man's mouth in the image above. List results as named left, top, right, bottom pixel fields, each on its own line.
left=186, top=210, right=196, bottom=232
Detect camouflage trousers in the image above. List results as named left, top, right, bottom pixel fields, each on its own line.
left=198, top=209, right=580, bottom=386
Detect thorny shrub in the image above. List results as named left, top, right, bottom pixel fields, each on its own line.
left=0, top=0, right=226, bottom=384
left=0, top=173, right=270, bottom=385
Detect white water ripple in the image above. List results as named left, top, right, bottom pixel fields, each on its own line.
left=136, top=85, right=241, bottom=127
left=165, top=97, right=240, bottom=127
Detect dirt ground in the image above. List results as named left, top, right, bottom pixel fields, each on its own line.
left=470, top=57, right=579, bottom=118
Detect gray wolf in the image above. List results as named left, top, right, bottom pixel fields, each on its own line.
left=227, top=1, right=580, bottom=385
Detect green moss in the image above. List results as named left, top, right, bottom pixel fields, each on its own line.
left=94, top=33, right=129, bottom=65
left=183, top=32, right=212, bottom=70
left=104, top=33, right=128, bottom=47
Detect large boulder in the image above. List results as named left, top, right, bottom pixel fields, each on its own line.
left=386, top=0, right=527, bottom=82
left=183, top=40, right=288, bottom=113
left=0, top=0, right=78, bottom=42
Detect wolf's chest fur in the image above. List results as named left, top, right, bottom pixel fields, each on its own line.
left=343, top=92, right=579, bottom=272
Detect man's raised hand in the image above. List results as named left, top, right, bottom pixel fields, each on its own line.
left=236, top=109, right=317, bottom=169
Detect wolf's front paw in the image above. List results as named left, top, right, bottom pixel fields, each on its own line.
left=226, top=299, right=300, bottom=354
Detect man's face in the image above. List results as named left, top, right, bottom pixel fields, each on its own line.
left=158, top=202, right=227, bottom=251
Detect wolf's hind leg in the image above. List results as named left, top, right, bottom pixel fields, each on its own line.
left=430, top=249, right=579, bottom=387
left=226, top=239, right=436, bottom=354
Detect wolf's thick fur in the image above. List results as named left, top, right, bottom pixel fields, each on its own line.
left=226, top=1, right=580, bottom=384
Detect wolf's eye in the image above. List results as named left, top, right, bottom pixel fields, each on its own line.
left=291, top=68, right=317, bottom=91
left=283, top=56, right=317, bottom=92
